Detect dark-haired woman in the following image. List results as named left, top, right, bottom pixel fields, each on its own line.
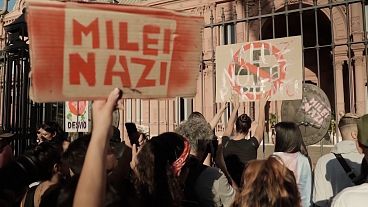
left=220, top=94, right=269, bottom=187
left=130, top=132, right=191, bottom=207
left=272, top=122, right=312, bottom=207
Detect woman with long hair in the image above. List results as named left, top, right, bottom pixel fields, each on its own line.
left=272, top=122, right=312, bottom=207
left=233, top=156, right=301, bottom=207
left=130, top=132, right=191, bottom=207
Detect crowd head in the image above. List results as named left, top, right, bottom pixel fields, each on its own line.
left=234, top=156, right=301, bottom=207
left=61, top=134, right=91, bottom=177
left=338, top=113, right=359, bottom=140
left=175, top=115, right=213, bottom=157
left=37, top=121, right=65, bottom=145
left=187, top=111, right=206, bottom=121
left=6, top=87, right=368, bottom=207
left=235, top=114, right=252, bottom=135
left=132, top=132, right=190, bottom=206
left=0, top=141, right=63, bottom=205
left=274, top=122, right=307, bottom=155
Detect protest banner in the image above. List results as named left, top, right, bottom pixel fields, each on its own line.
left=216, top=36, right=303, bottom=102
left=26, top=0, right=203, bottom=102
left=65, top=101, right=89, bottom=132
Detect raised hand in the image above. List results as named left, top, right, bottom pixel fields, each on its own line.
left=259, top=91, right=271, bottom=108
left=130, top=144, right=138, bottom=174
left=92, top=88, right=122, bottom=137
left=253, top=91, right=271, bottom=144
left=231, top=93, right=240, bottom=109
left=74, top=88, right=122, bottom=207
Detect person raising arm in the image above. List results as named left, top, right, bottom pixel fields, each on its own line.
left=218, top=93, right=270, bottom=187
left=73, top=88, right=122, bottom=207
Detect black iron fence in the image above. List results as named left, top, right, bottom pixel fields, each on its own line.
left=202, top=0, right=368, bottom=144
left=2, top=0, right=368, bottom=155
left=1, top=13, right=64, bottom=156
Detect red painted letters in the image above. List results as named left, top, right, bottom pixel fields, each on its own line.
left=73, top=18, right=100, bottom=48
left=69, top=53, right=96, bottom=86
left=104, top=55, right=132, bottom=87
left=143, top=25, right=160, bottom=56
left=119, top=22, right=139, bottom=51
left=70, top=17, right=173, bottom=89
left=133, top=58, right=156, bottom=87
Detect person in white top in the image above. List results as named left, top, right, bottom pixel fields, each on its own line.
left=331, top=114, right=368, bottom=207
left=272, top=122, right=312, bottom=207
left=313, top=113, right=363, bottom=207
left=332, top=183, right=368, bottom=207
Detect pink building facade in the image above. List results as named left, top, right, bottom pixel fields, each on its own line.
left=128, top=0, right=368, bottom=143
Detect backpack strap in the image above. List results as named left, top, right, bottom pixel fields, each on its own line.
left=333, top=153, right=358, bottom=184
left=24, top=185, right=37, bottom=207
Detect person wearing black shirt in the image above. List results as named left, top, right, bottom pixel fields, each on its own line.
left=219, top=93, right=269, bottom=187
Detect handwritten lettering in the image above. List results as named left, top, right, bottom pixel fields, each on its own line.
left=301, top=97, right=331, bottom=127
left=73, top=18, right=99, bottom=48
left=63, top=11, right=176, bottom=97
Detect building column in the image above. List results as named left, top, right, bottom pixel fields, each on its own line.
left=350, top=3, right=364, bottom=42
left=204, top=62, right=215, bottom=120
left=353, top=51, right=367, bottom=115
left=335, top=58, right=346, bottom=116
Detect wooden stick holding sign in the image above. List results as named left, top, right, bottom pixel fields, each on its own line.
left=26, top=0, right=203, bottom=102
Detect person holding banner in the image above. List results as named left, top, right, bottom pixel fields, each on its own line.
left=188, top=102, right=229, bottom=131
left=219, top=93, right=269, bottom=187
left=175, top=113, right=235, bottom=207
left=186, top=102, right=228, bottom=166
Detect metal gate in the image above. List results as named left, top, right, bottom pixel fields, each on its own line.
left=2, top=0, right=368, bottom=155
left=199, top=0, right=368, bottom=144
left=113, top=0, right=368, bottom=144
left=0, top=13, right=64, bottom=156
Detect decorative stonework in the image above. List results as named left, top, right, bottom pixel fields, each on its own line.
left=351, top=16, right=361, bottom=32
left=353, top=53, right=365, bottom=63
left=195, top=6, right=205, bottom=16
left=334, top=59, right=345, bottom=71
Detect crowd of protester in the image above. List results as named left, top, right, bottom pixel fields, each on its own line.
left=0, top=88, right=368, bottom=207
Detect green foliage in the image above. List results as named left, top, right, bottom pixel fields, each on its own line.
left=270, top=113, right=278, bottom=126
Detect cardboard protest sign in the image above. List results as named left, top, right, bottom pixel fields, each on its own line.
left=26, top=0, right=203, bottom=102
left=216, top=36, right=303, bottom=102
left=65, top=101, right=89, bottom=132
